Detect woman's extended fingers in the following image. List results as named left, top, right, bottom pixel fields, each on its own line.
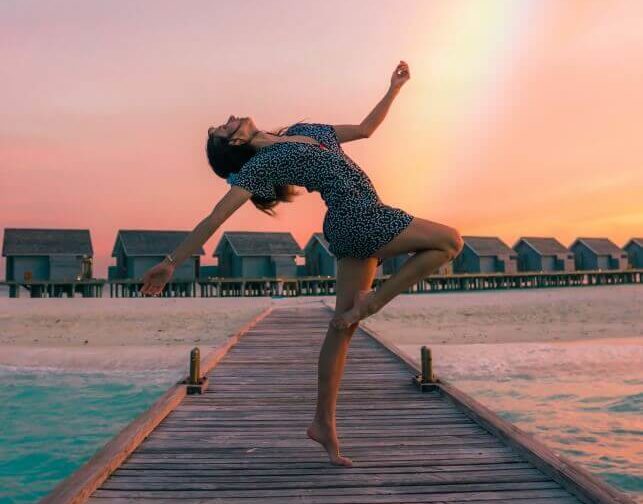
left=140, top=276, right=163, bottom=296
left=397, top=61, right=409, bottom=75
left=141, top=282, right=162, bottom=296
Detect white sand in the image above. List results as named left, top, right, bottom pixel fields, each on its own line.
left=0, top=296, right=325, bottom=371
left=0, top=297, right=273, bottom=372
left=326, top=284, right=642, bottom=345
left=325, top=284, right=643, bottom=382
left=0, top=297, right=271, bottom=347
left=1, top=285, right=640, bottom=373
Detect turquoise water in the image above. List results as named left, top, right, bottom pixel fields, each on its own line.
left=456, top=376, right=643, bottom=502
left=0, top=368, right=176, bottom=503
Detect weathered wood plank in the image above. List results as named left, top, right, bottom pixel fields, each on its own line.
left=120, top=462, right=528, bottom=474
left=98, top=468, right=551, bottom=489
left=119, top=457, right=524, bottom=469
left=91, top=496, right=578, bottom=504
left=90, top=481, right=570, bottom=500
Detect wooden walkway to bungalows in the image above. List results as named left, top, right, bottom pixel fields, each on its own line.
left=43, top=303, right=635, bottom=504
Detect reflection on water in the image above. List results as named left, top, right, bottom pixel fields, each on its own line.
left=0, top=369, right=176, bottom=503
left=458, top=378, right=643, bottom=498
left=398, top=337, right=643, bottom=502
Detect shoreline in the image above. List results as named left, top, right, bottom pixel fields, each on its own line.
left=1, top=285, right=641, bottom=372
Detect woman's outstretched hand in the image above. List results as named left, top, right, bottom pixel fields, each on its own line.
left=390, top=60, right=410, bottom=90
left=139, top=262, right=175, bottom=296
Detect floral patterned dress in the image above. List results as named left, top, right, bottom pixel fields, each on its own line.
left=227, top=122, right=414, bottom=262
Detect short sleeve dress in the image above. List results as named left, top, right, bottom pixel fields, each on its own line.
left=228, top=123, right=414, bottom=263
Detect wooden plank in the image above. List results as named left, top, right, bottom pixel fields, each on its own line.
left=115, top=463, right=531, bottom=475
left=90, top=495, right=578, bottom=504
left=110, top=462, right=534, bottom=477
left=97, top=468, right=551, bottom=489
left=90, top=481, right=571, bottom=501
left=40, top=306, right=274, bottom=504
left=125, top=446, right=517, bottom=461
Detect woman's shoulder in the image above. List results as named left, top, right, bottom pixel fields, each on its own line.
left=286, top=122, right=334, bottom=133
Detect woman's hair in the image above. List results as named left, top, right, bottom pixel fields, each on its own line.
left=206, top=121, right=304, bottom=216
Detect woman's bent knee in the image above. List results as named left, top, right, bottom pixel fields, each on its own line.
left=448, top=229, right=464, bottom=259
left=434, top=227, right=463, bottom=260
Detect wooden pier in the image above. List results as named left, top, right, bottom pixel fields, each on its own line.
left=42, top=304, right=635, bottom=503
left=4, top=269, right=641, bottom=298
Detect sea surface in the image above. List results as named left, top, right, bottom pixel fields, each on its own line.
left=0, top=368, right=178, bottom=503
left=2, top=343, right=640, bottom=503
left=399, top=337, right=643, bottom=503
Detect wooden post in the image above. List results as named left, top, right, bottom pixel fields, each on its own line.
left=413, top=345, right=437, bottom=391
left=185, top=347, right=207, bottom=395
left=421, top=346, right=433, bottom=383
left=189, top=347, right=200, bottom=385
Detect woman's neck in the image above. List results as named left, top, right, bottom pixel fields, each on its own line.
left=248, top=130, right=279, bottom=150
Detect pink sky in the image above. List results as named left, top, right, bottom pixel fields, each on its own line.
left=1, top=0, right=642, bottom=277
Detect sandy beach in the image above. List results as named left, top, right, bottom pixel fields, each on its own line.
left=1, top=285, right=640, bottom=373
left=0, top=297, right=269, bottom=371
left=326, top=284, right=642, bottom=345
left=323, top=284, right=643, bottom=381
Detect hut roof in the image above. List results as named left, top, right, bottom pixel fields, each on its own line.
left=624, top=237, right=643, bottom=248
left=2, top=228, right=93, bottom=256
left=112, top=230, right=205, bottom=257
left=214, top=231, right=302, bottom=257
left=462, top=236, right=514, bottom=256
left=304, top=232, right=333, bottom=255
left=572, top=237, right=623, bottom=255
left=515, top=237, right=569, bottom=255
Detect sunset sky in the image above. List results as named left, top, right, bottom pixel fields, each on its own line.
left=2, top=0, right=642, bottom=276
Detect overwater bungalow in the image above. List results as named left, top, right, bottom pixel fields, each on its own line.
left=2, top=227, right=94, bottom=282
left=214, top=231, right=302, bottom=278
left=110, top=229, right=204, bottom=281
left=452, top=236, right=518, bottom=274
left=623, top=238, right=643, bottom=268
left=303, top=232, right=391, bottom=277
left=199, top=265, right=219, bottom=279
left=513, top=237, right=575, bottom=272
left=569, top=237, right=628, bottom=271
left=303, top=232, right=336, bottom=276
left=382, top=252, right=452, bottom=276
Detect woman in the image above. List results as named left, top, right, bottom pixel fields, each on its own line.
left=140, top=60, right=464, bottom=467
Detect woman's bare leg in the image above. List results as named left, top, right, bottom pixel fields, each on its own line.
left=306, top=256, right=379, bottom=467
left=333, top=217, right=464, bottom=328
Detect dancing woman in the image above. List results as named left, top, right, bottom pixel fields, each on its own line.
left=140, top=60, right=464, bottom=467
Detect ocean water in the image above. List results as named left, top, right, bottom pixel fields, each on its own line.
left=457, top=376, right=643, bottom=501
left=400, top=337, right=643, bottom=503
left=0, top=368, right=178, bottom=503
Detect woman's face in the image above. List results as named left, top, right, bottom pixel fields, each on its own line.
left=208, top=115, right=256, bottom=144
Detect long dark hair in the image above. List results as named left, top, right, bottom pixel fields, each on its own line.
left=206, top=121, right=303, bottom=216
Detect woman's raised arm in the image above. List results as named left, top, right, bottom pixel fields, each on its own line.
left=139, top=186, right=251, bottom=296
left=333, top=60, right=410, bottom=144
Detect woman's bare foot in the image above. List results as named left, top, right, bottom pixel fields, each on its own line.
left=306, top=419, right=353, bottom=467
left=331, top=289, right=379, bottom=330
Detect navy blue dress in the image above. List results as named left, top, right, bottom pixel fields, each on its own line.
left=228, top=123, right=414, bottom=263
